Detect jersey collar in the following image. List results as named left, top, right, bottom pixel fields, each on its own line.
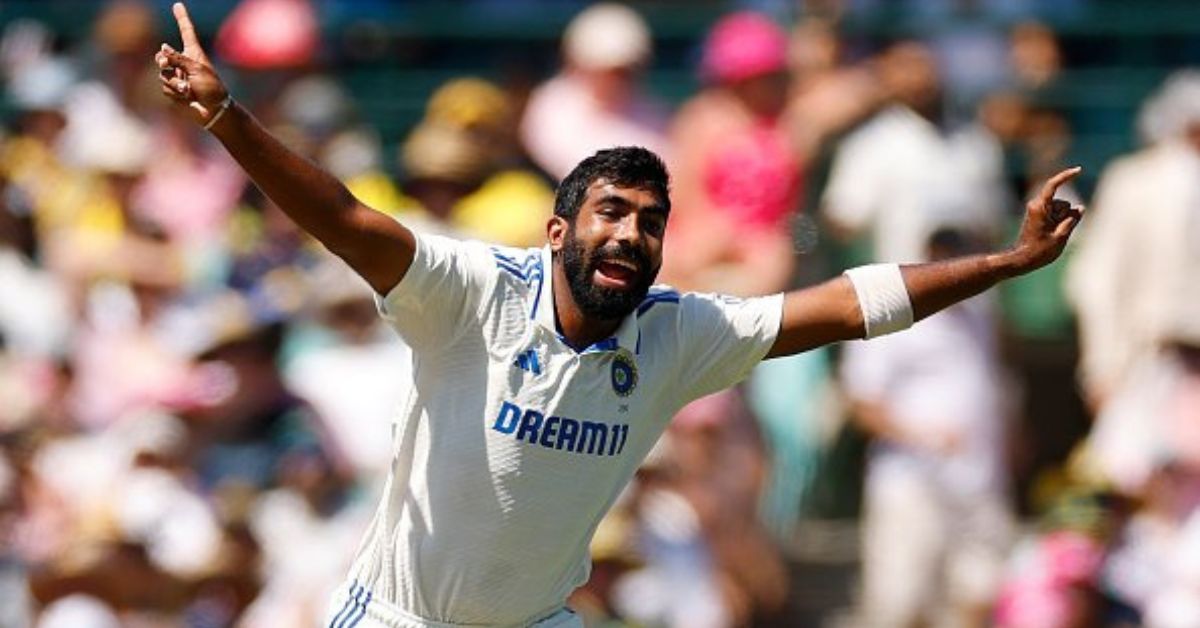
left=534, top=245, right=641, bottom=354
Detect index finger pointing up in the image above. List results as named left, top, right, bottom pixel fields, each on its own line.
left=1037, top=166, right=1082, bottom=203
left=172, top=2, right=207, bottom=62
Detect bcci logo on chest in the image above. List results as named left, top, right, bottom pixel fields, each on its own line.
left=611, top=350, right=637, bottom=397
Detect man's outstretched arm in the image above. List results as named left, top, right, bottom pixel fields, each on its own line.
left=155, top=2, right=413, bottom=295
left=766, top=167, right=1084, bottom=358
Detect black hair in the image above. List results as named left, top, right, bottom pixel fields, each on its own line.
left=554, top=146, right=670, bottom=221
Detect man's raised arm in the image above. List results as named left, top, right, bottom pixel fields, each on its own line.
left=155, top=2, right=413, bottom=295
left=766, top=166, right=1084, bottom=358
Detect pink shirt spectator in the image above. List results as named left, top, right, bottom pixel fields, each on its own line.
left=520, top=4, right=670, bottom=181
left=520, top=73, right=670, bottom=181
left=132, top=123, right=245, bottom=245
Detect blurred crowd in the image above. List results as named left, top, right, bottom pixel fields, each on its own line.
left=1, top=0, right=1199, bottom=627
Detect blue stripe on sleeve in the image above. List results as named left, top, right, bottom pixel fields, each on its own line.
left=636, top=292, right=680, bottom=317
left=522, top=252, right=541, bottom=273
left=527, top=255, right=545, bottom=318
left=329, top=583, right=361, bottom=628
left=496, top=249, right=548, bottom=317
left=491, top=249, right=519, bottom=266
left=341, top=590, right=373, bottom=628
left=494, top=259, right=527, bottom=280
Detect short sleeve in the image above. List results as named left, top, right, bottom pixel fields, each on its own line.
left=375, top=233, right=495, bottom=349
left=676, top=292, right=784, bottom=400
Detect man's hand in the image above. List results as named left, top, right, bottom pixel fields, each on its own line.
left=1009, top=166, right=1085, bottom=272
left=155, top=3, right=229, bottom=125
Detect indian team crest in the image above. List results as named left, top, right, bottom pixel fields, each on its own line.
left=611, top=349, right=638, bottom=397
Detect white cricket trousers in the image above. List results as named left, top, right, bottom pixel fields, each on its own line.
left=324, top=581, right=582, bottom=628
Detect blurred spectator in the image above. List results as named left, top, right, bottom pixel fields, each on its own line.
left=19, top=407, right=260, bottom=623
left=1067, top=70, right=1200, bottom=408
left=130, top=106, right=246, bottom=260
left=609, top=447, right=735, bottom=628
left=60, top=0, right=161, bottom=168
left=931, top=17, right=1010, bottom=118
left=568, top=494, right=641, bottom=626
left=745, top=337, right=842, bottom=542
left=737, top=20, right=876, bottom=544
left=1103, top=456, right=1200, bottom=627
left=664, top=11, right=799, bottom=297
left=216, top=0, right=319, bottom=71
left=520, top=3, right=671, bottom=181
left=841, top=230, right=1015, bottom=628
left=994, top=491, right=1113, bottom=628
left=284, top=258, right=406, bottom=477
left=1001, top=69, right=1200, bottom=628
left=65, top=254, right=189, bottom=430
left=224, top=184, right=319, bottom=298
left=821, top=41, right=1007, bottom=264
left=1010, top=21, right=1063, bottom=94
left=991, top=22, right=1072, bottom=202
left=665, top=392, right=791, bottom=626
left=238, top=473, right=369, bottom=627
left=398, top=79, right=553, bottom=246
left=784, top=17, right=883, bottom=163
left=83, top=0, right=160, bottom=116
left=178, top=293, right=341, bottom=495
left=0, top=172, right=70, bottom=360
left=0, top=54, right=109, bottom=287
left=264, top=72, right=412, bottom=245
left=1081, top=333, right=1200, bottom=499
left=664, top=11, right=855, bottom=553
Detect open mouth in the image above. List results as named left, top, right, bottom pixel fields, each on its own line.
left=593, top=258, right=640, bottom=290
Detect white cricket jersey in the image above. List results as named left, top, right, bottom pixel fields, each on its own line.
left=330, top=233, right=782, bottom=627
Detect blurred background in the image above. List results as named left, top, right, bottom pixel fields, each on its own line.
left=2, top=0, right=1200, bottom=626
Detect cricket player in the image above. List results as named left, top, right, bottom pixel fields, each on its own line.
left=155, top=4, right=1084, bottom=627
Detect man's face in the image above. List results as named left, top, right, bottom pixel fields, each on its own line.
left=553, top=179, right=667, bottom=320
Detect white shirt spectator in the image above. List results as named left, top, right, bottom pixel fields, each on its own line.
left=823, top=106, right=1006, bottom=263
left=841, top=300, right=1012, bottom=627
left=841, top=298, right=1009, bottom=498
left=286, top=333, right=409, bottom=476
left=1067, top=141, right=1200, bottom=397
left=0, top=248, right=69, bottom=357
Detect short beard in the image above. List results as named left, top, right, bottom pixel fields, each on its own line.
left=560, top=229, right=655, bottom=321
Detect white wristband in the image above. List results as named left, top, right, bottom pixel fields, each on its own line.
left=203, top=95, right=233, bottom=131
left=844, top=264, right=913, bottom=339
